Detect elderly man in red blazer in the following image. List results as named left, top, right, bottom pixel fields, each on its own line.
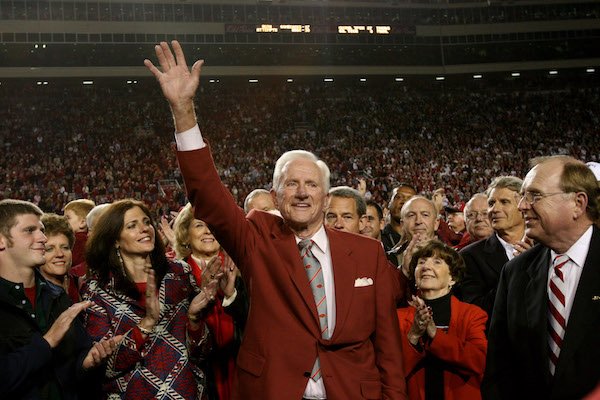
left=145, top=41, right=407, bottom=400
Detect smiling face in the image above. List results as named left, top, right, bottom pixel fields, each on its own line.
left=487, top=187, right=524, bottom=235
left=362, top=204, right=384, bottom=240
left=0, top=213, right=47, bottom=271
left=325, top=196, right=364, bottom=234
left=272, top=158, right=328, bottom=238
left=116, top=206, right=156, bottom=258
left=414, top=254, right=455, bottom=299
left=518, top=160, right=578, bottom=250
left=188, top=219, right=220, bottom=259
left=40, top=233, right=72, bottom=284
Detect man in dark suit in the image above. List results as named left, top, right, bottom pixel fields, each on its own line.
left=145, top=40, right=407, bottom=400
left=483, top=156, right=600, bottom=400
left=459, top=176, right=528, bottom=321
left=381, top=184, right=416, bottom=253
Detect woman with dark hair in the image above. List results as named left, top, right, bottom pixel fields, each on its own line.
left=173, top=203, right=247, bottom=400
left=397, top=240, right=487, bottom=400
left=82, top=199, right=215, bottom=399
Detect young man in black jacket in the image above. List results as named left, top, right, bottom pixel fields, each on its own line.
left=0, top=199, right=120, bottom=399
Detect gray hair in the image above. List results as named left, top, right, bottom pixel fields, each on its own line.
left=486, top=176, right=523, bottom=196
left=464, top=193, right=488, bottom=217
left=328, top=186, right=367, bottom=217
left=400, top=195, right=437, bottom=220
left=244, top=189, right=270, bottom=214
left=86, top=203, right=111, bottom=232
left=272, top=150, right=330, bottom=193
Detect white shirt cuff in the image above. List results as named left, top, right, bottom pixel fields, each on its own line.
left=175, top=124, right=206, bottom=151
left=222, top=288, right=238, bottom=307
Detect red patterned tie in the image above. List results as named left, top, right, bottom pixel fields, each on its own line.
left=548, top=254, right=569, bottom=376
left=299, top=239, right=328, bottom=381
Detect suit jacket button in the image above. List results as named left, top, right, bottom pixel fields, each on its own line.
left=303, top=372, right=311, bottom=377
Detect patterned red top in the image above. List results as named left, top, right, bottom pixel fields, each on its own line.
left=83, top=259, right=210, bottom=399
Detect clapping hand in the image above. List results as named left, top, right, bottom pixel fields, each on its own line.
left=82, top=335, right=124, bottom=370
left=219, top=253, right=238, bottom=298
left=407, top=295, right=436, bottom=345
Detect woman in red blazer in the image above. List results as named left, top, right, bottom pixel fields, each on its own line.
left=397, top=240, right=487, bottom=400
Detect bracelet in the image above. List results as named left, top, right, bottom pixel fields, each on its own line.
left=137, top=324, right=154, bottom=336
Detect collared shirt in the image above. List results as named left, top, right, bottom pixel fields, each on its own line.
left=176, top=125, right=333, bottom=399
left=175, top=124, right=206, bottom=151
left=0, top=274, right=49, bottom=331
left=548, top=225, right=592, bottom=324
left=296, top=225, right=334, bottom=400
left=496, top=233, right=518, bottom=261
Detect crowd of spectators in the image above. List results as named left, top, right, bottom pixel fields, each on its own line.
left=1, top=77, right=598, bottom=219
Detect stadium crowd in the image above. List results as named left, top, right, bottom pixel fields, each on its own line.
left=1, top=40, right=600, bottom=398
left=1, top=79, right=598, bottom=218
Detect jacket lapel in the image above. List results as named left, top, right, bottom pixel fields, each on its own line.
left=485, top=234, right=508, bottom=275
left=525, top=245, right=552, bottom=380
left=327, top=229, right=356, bottom=341
left=555, top=226, right=600, bottom=376
left=270, top=223, right=322, bottom=329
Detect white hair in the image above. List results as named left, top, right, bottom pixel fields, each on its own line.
left=85, top=203, right=111, bottom=231
left=272, top=150, right=330, bottom=193
left=244, top=188, right=270, bottom=214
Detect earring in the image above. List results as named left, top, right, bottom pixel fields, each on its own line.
left=116, top=247, right=125, bottom=273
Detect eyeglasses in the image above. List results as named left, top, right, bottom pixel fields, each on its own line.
left=519, top=191, right=570, bottom=205
left=466, top=211, right=489, bottom=220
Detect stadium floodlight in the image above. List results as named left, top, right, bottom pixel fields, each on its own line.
left=473, top=74, right=483, bottom=79
left=82, top=80, right=93, bottom=85
left=395, top=77, right=404, bottom=82
left=249, top=79, right=258, bottom=83
left=360, top=78, right=367, bottom=82
left=323, top=78, right=334, bottom=82
left=435, top=76, right=445, bottom=81
left=586, top=68, right=595, bottom=73
left=549, top=70, right=558, bottom=75
left=511, top=72, right=520, bottom=77
left=209, top=79, right=216, bottom=83
left=36, top=81, right=43, bottom=85
left=287, top=78, right=294, bottom=82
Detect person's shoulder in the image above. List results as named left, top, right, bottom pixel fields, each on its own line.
left=328, top=227, right=380, bottom=248
left=453, top=296, right=487, bottom=317
left=167, top=258, right=192, bottom=274
left=458, top=238, right=489, bottom=255
left=503, top=243, right=547, bottom=273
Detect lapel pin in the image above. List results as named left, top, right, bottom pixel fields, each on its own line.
left=592, top=295, right=600, bottom=301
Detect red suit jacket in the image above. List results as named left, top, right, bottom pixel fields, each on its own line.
left=397, top=296, right=487, bottom=400
left=177, top=146, right=407, bottom=400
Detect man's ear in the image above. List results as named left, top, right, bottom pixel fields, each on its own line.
left=573, top=192, right=589, bottom=220
left=0, top=234, right=8, bottom=251
left=78, top=217, right=87, bottom=232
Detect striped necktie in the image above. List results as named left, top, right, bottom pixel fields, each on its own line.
left=298, top=239, right=328, bottom=381
left=548, top=254, right=569, bottom=376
